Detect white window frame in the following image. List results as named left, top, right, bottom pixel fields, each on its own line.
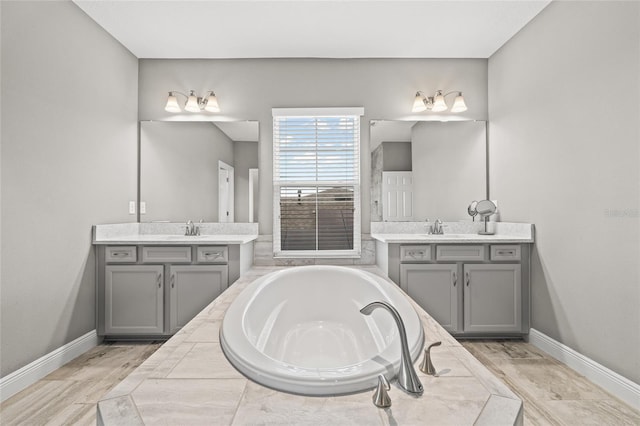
left=272, top=107, right=364, bottom=258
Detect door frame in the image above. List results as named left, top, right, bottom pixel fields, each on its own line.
left=218, top=160, right=235, bottom=222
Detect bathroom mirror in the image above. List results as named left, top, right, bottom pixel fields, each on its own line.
left=370, top=120, right=487, bottom=222
left=139, top=120, right=259, bottom=223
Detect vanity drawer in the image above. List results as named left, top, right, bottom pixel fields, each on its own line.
left=142, top=246, right=192, bottom=263
left=197, top=246, right=228, bottom=264
left=491, top=245, right=521, bottom=261
left=436, top=245, right=485, bottom=261
left=105, top=246, right=137, bottom=263
left=400, top=245, right=431, bottom=262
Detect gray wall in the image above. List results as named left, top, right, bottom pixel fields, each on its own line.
left=139, top=59, right=488, bottom=234
left=488, top=1, right=639, bottom=382
left=140, top=122, right=234, bottom=222
left=412, top=121, right=486, bottom=221
left=233, top=142, right=259, bottom=223
left=0, top=2, right=138, bottom=376
left=382, top=142, right=412, bottom=172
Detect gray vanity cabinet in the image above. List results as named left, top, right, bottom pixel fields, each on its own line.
left=397, top=243, right=530, bottom=337
left=400, top=264, right=459, bottom=333
left=168, top=265, right=227, bottom=334
left=98, top=245, right=229, bottom=338
left=104, top=265, right=164, bottom=335
left=463, top=264, right=521, bottom=333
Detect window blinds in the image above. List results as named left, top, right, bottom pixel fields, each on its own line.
left=273, top=114, right=360, bottom=255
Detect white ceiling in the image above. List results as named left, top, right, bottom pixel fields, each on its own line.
left=73, top=1, right=550, bottom=59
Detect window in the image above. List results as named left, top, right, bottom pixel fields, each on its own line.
left=273, top=108, right=363, bottom=257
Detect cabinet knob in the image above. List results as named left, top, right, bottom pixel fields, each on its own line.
left=465, top=272, right=470, bottom=286
left=171, top=274, right=175, bottom=288
left=157, top=273, right=162, bottom=288
left=452, top=272, right=457, bottom=287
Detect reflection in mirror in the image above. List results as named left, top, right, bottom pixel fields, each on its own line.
left=139, top=121, right=259, bottom=223
left=475, top=199, right=496, bottom=216
left=249, top=168, right=259, bottom=223
left=476, top=199, right=497, bottom=235
left=467, top=200, right=479, bottom=221
left=370, top=120, right=486, bottom=222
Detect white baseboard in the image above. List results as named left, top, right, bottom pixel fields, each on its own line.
left=528, top=328, right=640, bottom=410
left=0, top=330, right=99, bottom=402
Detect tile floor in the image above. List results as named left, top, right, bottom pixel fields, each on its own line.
left=1, top=339, right=638, bottom=425
left=460, top=340, right=640, bottom=426
left=0, top=341, right=161, bottom=426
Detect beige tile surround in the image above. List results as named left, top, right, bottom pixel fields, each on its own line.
left=1, top=268, right=638, bottom=425
left=94, top=266, right=522, bottom=425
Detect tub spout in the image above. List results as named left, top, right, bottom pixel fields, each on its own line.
left=360, top=301, right=423, bottom=396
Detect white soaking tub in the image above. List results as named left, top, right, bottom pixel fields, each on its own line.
left=220, top=265, right=424, bottom=396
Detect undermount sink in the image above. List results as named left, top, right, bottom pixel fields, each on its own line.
left=155, top=235, right=209, bottom=240
left=422, top=234, right=469, bottom=238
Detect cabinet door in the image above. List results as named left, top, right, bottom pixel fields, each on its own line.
left=105, top=265, right=163, bottom=335
left=400, top=264, right=459, bottom=333
left=463, top=264, right=521, bottom=333
left=169, top=265, right=228, bottom=334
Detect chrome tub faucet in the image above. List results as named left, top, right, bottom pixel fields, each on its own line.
left=360, top=301, right=423, bottom=396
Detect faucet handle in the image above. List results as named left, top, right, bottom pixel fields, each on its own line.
left=372, top=374, right=391, bottom=408
left=185, top=220, right=195, bottom=236
left=419, top=341, right=442, bottom=375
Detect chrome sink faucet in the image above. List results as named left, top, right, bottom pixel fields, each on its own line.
left=434, top=219, right=443, bottom=234
left=360, top=301, right=423, bottom=396
left=185, top=220, right=201, bottom=236
left=427, top=219, right=444, bottom=235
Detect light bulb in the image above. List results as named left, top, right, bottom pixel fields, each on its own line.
left=431, top=90, right=448, bottom=112
left=184, top=90, right=201, bottom=112
left=204, top=92, right=220, bottom=112
left=412, top=92, right=427, bottom=112
left=451, top=92, right=468, bottom=112
left=164, top=92, right=181, bottom=113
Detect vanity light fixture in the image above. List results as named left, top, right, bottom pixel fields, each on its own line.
left=164, top=90, right=220, bottom=113
left=412, top=90, right=467, bottom=113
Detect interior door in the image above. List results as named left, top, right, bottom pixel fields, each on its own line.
left=382, top=171, right=413, bottom=221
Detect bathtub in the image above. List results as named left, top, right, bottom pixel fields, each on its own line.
left=220, top=265, right=424, bottom=396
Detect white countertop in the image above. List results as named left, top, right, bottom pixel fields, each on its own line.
left=92, top=222, right=259, bottom=245
left=93, top=234, right=258, bottom=245
left=371, top=232, right=533, bottom=244
left=370, top=221, right=534, bottom=244
left=97, top=266, right=523, bottom=426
